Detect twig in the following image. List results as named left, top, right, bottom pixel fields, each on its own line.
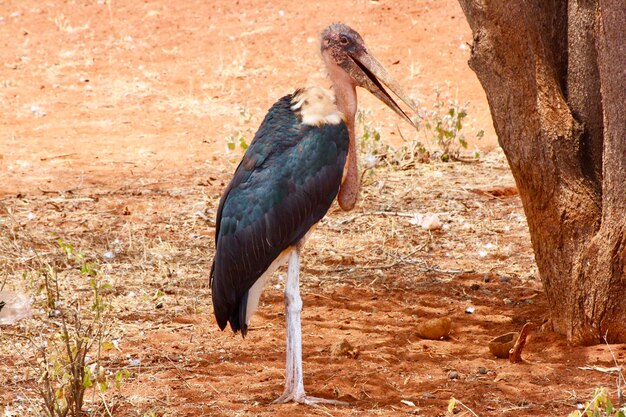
left=577, top=366, right=622, bottom=373
left=49, top=197, right=95, bottom=203
left=249, top=323, right=274, bottom=331
left=450, top=397, right=481, bottom=417
left=38, top=187, right=63, bottom=195
left=39, top=153, right=77, bottom=161
left=451, top=156, right=481, bottom=164
left=578, top=388, right=608, bottom=417
left=371, top=210, right=449, bottom=218
left=509, top=322, right=533, bottom=363
left=99, top=391, right=114, bottom=417
left=205, top=380, right=220, bottom=394
left=421, top=265, right=473, bottom=275
left=603, top=334, right=626, bottom=405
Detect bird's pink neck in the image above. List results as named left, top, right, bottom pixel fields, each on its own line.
left=326, top=60, right=360, bottom=211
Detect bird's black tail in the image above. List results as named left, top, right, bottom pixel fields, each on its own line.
left=211, top=261, right=248, bottom=338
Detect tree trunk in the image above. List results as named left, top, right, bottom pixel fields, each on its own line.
left=457, top=0, right=626, bottom=344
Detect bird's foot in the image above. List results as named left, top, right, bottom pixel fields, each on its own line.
left=272, top=391, right=348, bottom=407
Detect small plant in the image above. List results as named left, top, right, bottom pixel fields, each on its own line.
left=425, top=89, right=484, bottom=162
left=226, top=130, right=249, bottom=152
left=447, top=397, right=480, bottom=417
left=238, top=106, right=253, bottom=124
left=225, top=106, right=254, bottom=154
left=356, top=110, right=427, bottom=170
left=357, top=110, right=386, bottom=169
left=569, top=388, right=626, bottom=417
left=33, top=238, right=123, bottom=417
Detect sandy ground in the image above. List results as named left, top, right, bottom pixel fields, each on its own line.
left=1, top=1, right=625, bottom=416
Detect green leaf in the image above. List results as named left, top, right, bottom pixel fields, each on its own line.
left=448, top=397, right=456, bottom=413
left=99, top=379, right=108, bottom=392
left=115, top=369, right=131, bottom=389
left=83, top=367, right=94, bottom=389
left=81, top=262, right=97, bottom=276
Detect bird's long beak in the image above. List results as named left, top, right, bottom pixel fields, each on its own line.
left=348, top=52, right=419, bottom=128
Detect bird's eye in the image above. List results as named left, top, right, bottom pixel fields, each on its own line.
left=339, top=36, right=349, bottom=46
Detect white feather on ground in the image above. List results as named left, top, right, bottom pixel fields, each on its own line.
left=0, top=292, right=32, bottom=325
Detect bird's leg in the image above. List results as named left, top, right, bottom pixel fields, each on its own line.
left=273, top=248, right=305, bottom=402
left=272, top=249, right=348, bottom=407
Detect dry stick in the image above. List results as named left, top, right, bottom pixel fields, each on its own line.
left=578, top=388, right=610, bottom=417
left=0, top=271, right=7, bottom=291
left=99, top=391, right=114, bottom=417
left=39, top=153, right=77, bottom=162
left=451, top=397, right=481, bottom=417
left=509, top=322, right=533, bottom=363
left=603, top=334, right=626, bottom=406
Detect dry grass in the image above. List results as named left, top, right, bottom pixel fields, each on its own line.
left=2, top=1, right=623, bottom=415
left=0, top=147, right=543, bottom=416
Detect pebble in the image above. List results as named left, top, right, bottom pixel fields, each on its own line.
left=448, top=370, right=459, bottom=380
left=478, top=367, right=488, bottom=374
left=330, top=339, right=359, bottom=358
left=415, top=316, right=452, bottom=340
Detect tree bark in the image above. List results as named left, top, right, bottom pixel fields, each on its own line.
left=457, top=0, right=626, bottom=344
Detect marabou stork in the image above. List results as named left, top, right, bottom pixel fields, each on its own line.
left=211, top=23, right=418, bottom=405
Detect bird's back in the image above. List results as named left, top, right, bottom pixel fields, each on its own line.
left=211, top=87, right=349, bottom=335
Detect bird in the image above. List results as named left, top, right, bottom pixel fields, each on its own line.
left=210, top=22, right=418, bottom=405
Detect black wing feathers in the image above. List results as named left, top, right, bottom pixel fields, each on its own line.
left=211, top=92, right=349, bottom=335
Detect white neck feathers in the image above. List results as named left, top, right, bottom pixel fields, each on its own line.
left=291, top=87, right=344, bottom=126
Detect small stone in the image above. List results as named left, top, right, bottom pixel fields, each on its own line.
left=330, top=339, right=359, bottom=359
left=421, top=392, right=436, bottom=400
left=30, top=104, right=46, bottom=117
left=478, top=367, right=488, bottom=375
left=503, top=298, right=514, bottom=305
left=465, top=306, right=475, bottom=314
left=499, top=275, right=512, bottom=283
left=470, top=283, right=480, bottom=291
left=483, top=275, right=491, bottom=283
left=415, top=317, right=452, bottom=340
left=420, top=212, right=442, bottom=230
left=448, top=370, right=459, bottom=380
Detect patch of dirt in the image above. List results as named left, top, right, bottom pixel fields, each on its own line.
left=1, top=1, right=624, bottom=416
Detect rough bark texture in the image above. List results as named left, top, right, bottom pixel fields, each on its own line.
left=458, top=0, right=626, bottom=344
